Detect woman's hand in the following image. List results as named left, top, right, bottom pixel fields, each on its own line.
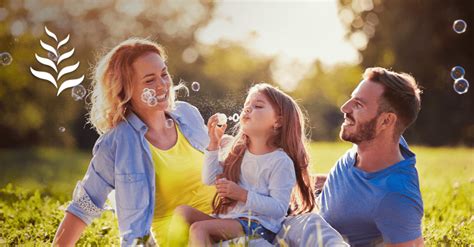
left=207, top=114, right=227, bottom=151
left=215, top=178, right=248, bottom=203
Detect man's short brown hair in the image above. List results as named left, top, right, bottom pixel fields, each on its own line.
left=363, top=67, right=422, bottom=135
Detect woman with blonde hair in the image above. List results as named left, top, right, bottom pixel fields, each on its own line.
left=53, top=38, right=215, bottom=246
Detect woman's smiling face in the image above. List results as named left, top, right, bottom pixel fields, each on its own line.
left=130, top=52, right=171, bottom=112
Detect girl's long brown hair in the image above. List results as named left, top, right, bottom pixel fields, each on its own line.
left=212, top=83, right=315, bottom=215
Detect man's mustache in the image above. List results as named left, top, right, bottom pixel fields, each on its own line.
left=344, top=114, right=355, bottom=123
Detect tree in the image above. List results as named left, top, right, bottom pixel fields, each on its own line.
left=338, top=0, right=473, bottom=145
left=0, top=0, right=214, bottom=148
left=292, top=60, right=363, bottom=141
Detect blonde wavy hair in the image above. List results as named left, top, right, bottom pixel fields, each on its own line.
left=88, top=38, right=178, bottom=135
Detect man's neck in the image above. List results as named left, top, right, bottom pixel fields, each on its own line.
left=355, top=136, right=404, bottom=173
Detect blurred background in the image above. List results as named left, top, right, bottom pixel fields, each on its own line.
left=0, top=0, right=472, bottom=245
left=0, top=0, right=472, bottom=149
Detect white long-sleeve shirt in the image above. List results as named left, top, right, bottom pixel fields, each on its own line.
left=202, top=148, right=296, bottom=233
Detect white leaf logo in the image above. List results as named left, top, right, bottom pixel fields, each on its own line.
left=58, top=61, right=80, bottom=80
left=57, top=48, right=74, bottom=65
left=58, top=75, right=85, bottom=96
left=35, top=54, right=57, bottom=72
left=30, top=68, right=57, bottom=88
left=45, top=26, right=58, bottom=42
left=58, top=35, right=70, bottom=49
left=30, top=26, right=84, bottom=96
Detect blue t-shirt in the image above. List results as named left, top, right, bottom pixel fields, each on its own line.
left=319, top=138, right=423, bottom=246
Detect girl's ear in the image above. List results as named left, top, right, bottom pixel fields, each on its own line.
left=274, top=116, right=283, bottom=128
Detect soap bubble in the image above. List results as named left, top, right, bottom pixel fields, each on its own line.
left=191, top=81, right=200, bottom=92
left=71, top=85, right=87, bottom=101
left=217, top=113, right=227, bottom=126
left=450, top=66, right=465, bottom=80
left=453, top=19, right=467, bottom=34
left=165, top=118, right=174, bottom=128
left=141, top=93, right=150, bottom=103
left=143, top=88, right=155, bottom=95
left=232, top=113, right=239, bottom=122
left=0, top=52, right=13, bottom=66
left=147, top=88, right=156, bottom=96
left=147, top=97, right=158, bottom=107
left=58, top=126, right=66, bottom=132
left=48, top=52, right=59, bottom=62
left=141, top=88, right=157, bottom=104
left=218, top=135, right=234, bottom=162
left=143, top=91, right=154, bottom=98
left=453, top=78, right=469, bottom=94
left=175, top=83, right=190, bottom=97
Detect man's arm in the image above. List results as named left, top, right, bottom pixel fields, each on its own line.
left=312, top=173, right=328, bottom=194
left=385, top=236, right=424, bottom=247
left=375, top=192, right=424, bottom=245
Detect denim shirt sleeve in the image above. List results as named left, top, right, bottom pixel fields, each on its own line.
left=245, top=157, right=296, bottom=217
left=66, top=134, right=115, bottom=225
left=202, top=149, right=223, bottom=185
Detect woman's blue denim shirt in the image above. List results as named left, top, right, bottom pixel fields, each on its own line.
left=66, top=101, right=209, bottom=245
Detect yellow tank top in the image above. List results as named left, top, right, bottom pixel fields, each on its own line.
left=148, top=124, right=215, bottom=246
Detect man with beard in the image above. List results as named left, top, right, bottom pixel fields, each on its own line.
left=318, top=67, right=424, bottom=246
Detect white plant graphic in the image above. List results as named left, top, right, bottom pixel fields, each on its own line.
left=30, top=26, right=84, bottom=96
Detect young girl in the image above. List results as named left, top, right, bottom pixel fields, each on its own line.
left=173, top=83, right=315, bottom=246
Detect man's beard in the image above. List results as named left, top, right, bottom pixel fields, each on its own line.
left=340, top=116, right=378, bottom=144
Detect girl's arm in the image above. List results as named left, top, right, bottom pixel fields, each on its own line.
left=202, top=114, right=227, bottom=185
left=202, top=149, right=224, bottom=185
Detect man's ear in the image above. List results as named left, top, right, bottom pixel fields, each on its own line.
left=379, top=112, right=397, bottom=130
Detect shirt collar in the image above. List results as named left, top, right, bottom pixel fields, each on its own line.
left=348, top=137, right=416, bottom=161
left=125, top=110, right=183, bottom=133
left=347, top=138, right=417, bottom=178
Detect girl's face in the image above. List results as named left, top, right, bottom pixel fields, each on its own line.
left=130, top=52, right=171, bottom=112
left=240, top=91, right=279, bottom=137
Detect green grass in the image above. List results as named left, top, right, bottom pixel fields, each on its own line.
left=0, top=143, right=473, bottom=245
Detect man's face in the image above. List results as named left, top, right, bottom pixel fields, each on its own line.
left=339, top=79, right=385, bottom=144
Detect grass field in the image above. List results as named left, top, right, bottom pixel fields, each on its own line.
left=0, top=142, right=473, bottom=245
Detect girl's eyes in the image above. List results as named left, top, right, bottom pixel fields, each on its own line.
left=146, top=79, right=154, bottom=83
left=242, top=103, right=264, bottom=110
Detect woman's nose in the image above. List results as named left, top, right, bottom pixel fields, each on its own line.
left=156, top=77, right=168, bottom=88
